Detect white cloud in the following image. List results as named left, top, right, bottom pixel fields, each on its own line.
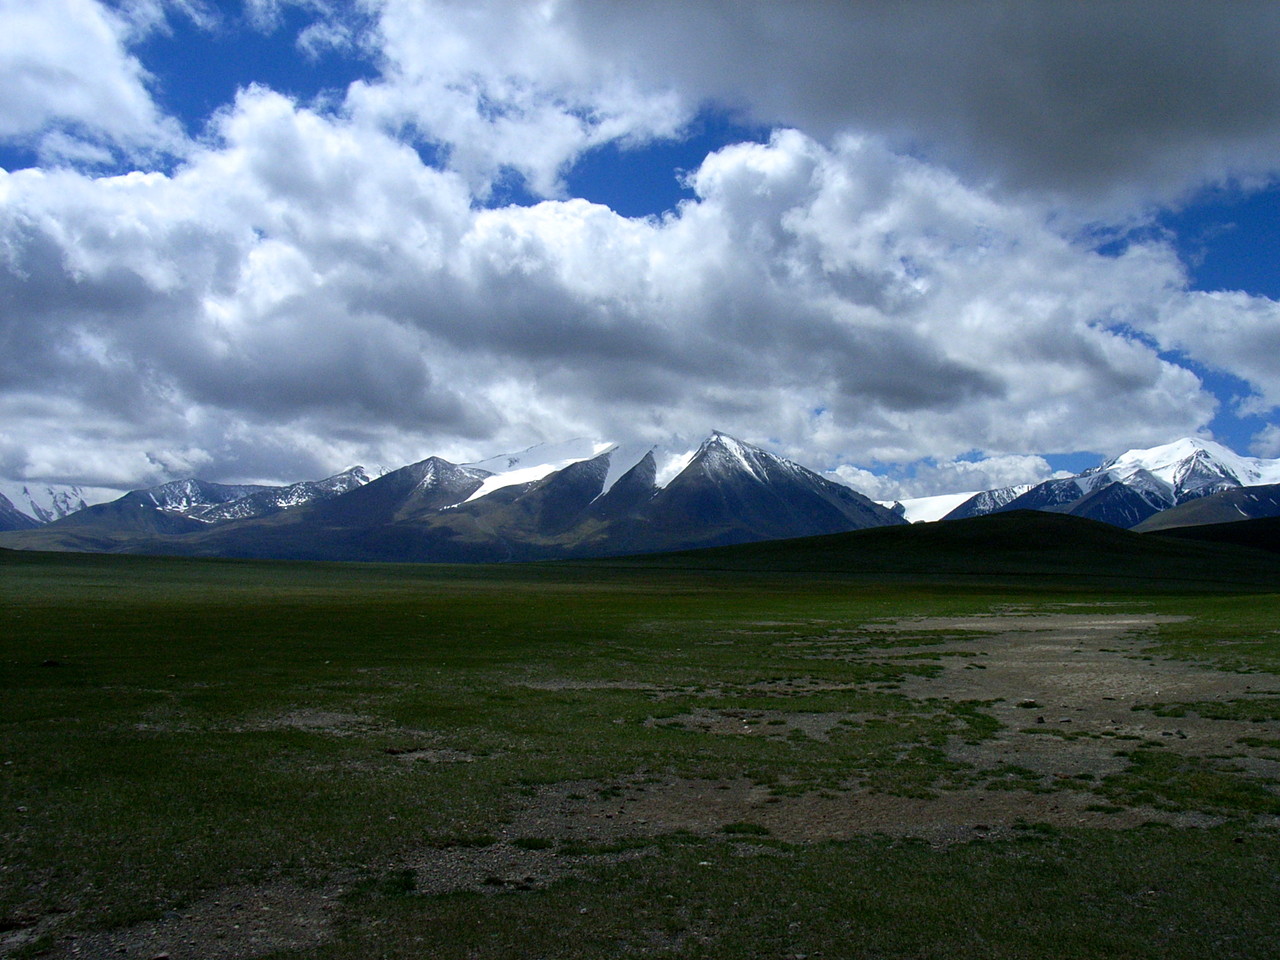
left=0, top=0, right=183, bottom=161
left=346, top=0, right=690, bottom=196
left=1, top=3, right=1276, bottom=495
left=1139, top=290, right=1280, bottom=412
left=1251, top=424, right=1280, bottom=459
left=296, top=18, right=354, bottom=59
left=112, top=0, right=218, bottom=38
left=833, top=454, right=1060, bottom=502
left=344, top=1, right=1280, bottom=210
left=0, top=94, right=1233, bottom=491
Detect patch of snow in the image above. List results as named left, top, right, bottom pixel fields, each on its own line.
left=879, top=492, right=980, bottom=524
left=461, top=438, right=614, bottom=503
left=597, top=442, right=658, bottom=498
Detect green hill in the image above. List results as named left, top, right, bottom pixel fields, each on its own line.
left=614, top=510, right=1280, bottom=589
left=1145, top=515, right=1280, bottom=555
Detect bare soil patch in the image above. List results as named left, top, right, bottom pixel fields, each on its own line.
left=879, top=613, right=1280, bottom=779
left=34, top=882, right=337, bottom=960
left=644, top=707, right=849, bottom=741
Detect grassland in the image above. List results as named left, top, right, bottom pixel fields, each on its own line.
left=3, top=539, right=1280, bottom=958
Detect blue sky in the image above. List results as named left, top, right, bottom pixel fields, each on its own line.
left=2, top=0, right=1280, bottom=504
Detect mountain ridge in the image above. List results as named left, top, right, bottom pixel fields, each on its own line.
left=941, top=438, right=1280, bottom=529
left=0, top=432, right=906, bottom=562
left=6, top=434, right=1280, bottom=547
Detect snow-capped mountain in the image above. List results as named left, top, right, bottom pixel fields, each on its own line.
left=460, top=438, right=619, bottom=503
left=8, top=433, right=1275, bottom=558
left=134, top=479, right=275, bottom=518
left=0, top=491, right=40, bottom=532
left=941, top=438, right=1280, bottom=528
left=0, top=483, right=92, bottom=524
left=627, top=431, right=903, bottom=550
left=1096, top=437, right=1280, bottom=498
left=881, top=491, right=986, bottom=524
left=47, top=468, right=375, bottom=536
left=940, top=485, right=1036, bottom=522
left=0, top=432, right=904, bottom=561
left=289, top=430, right=904, bottom=562
left=194, top=467, right=373, bottom=523
left=457, top=438, right=702, bottom=506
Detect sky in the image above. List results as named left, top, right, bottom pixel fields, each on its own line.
left=3, top=0, right=1280, bottom=506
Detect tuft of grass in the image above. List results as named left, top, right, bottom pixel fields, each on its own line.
left=1099, top=749, right=1280, bottom=815
left=1139, top=697, right=1280, bottom=723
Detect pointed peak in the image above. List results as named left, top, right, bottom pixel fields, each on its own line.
left=702, top=429, right=744, bottom=447
left=699, top=430, right=755, bottom=455
left=688, top=431, right=791, bottom=485
left=1105, top=436, right=1232, bottom=468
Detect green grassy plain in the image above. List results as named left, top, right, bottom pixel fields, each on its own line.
left=3, top=540, right=1280, bottom=958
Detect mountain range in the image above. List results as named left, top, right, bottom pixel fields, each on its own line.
left=890, top=438, right=1280, bottom=531
left=3, top=434, right=1278, bottom=562
left=0, top=432, right=903, bottom=561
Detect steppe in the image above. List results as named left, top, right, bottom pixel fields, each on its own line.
left=4, top=524, right=1280, bottom=958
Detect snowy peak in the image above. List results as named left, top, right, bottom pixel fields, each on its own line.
left=309, top=456, right=490, bottom=527
left=1101, top=437, right=1235, bottom=477
left=44, top=468, right=381, bottom=529
left=1098, top=437, right=1280, bottom=497
left=453, top=434, right=763, bottom=508
left=940, top=485, right=1036, bottom=522
left=12, top=484, right=89, bottom=523
left=689, top=431, right=802, bottom=485
left=942, top=437, right=1280, bottom=529
left=137, top=479, right=272, bottom=516
left=409, top=457, right=490, bottom=496
left=883, top=491, right=982, bottom=524
left=695, top=432, right=766, bottom=482
left=0, top=490, right=40, bottom=531
left=194, top=466, right=376, bottom=523
left=0, top=431, right=908, bottom=559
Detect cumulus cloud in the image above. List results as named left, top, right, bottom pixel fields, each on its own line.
left=1, top=0, right=1278, bottom=500
left=1251, top=424, right=1280, bottom=459
left=316, top=0, right=1280, bottom=210
left=346, top=0, right=690, bottom=197
left=0, top=92, right=1237, bottom=493
left=832, top=454, right=1060, bottom=503
left=0, top=0, right=183, bottom=162
left=1139, top=290, right=1280, bottom=411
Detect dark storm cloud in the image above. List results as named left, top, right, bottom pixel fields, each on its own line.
left=569, top=0, right=1280, bottom=206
